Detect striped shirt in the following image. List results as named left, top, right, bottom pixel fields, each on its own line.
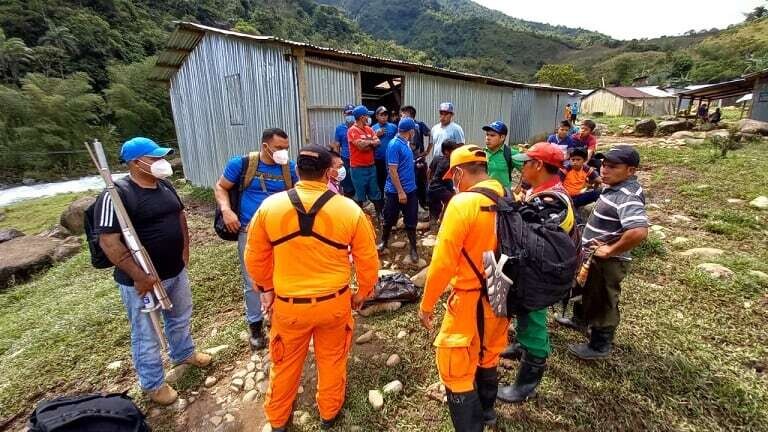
left=581, top=176, right=649, bottom=260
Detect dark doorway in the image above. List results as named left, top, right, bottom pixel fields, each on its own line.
left=361, top=72, right=403, bottom=114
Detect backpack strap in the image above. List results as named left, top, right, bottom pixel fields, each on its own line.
left=461, top=248, right=487, bottom=361
left=270, top=189, right=347, bottom=249
left=281, top=162, right=293, bottom=190
left=502, top=145, right=513, bottom=182
left=242, top=152, right=259, bottom=192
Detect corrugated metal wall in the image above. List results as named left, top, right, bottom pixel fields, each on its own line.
left=404, top=73, right=516, bottom=145
left=169, top=33, right=301, bottom=187
left=581, top=90, right=624, bottom=116
left=751, top=77, right=768, bottom=121
left=306, top=62, right=356, bottom=148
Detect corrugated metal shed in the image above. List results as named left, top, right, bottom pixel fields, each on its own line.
left=156, top=22, right=576, bottom=186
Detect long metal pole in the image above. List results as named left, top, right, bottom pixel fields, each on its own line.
left=85, top=139, right=172, bottom=351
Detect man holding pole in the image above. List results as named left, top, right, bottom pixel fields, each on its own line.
left=94, top=137, right=211, bottom=405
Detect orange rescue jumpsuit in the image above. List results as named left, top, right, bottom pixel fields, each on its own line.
left=420, top=179, right=510, bottom=392
left=245, top=180, right=379, bottom=427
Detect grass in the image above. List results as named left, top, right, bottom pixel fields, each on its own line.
left=1, top=140, right=768, bottom=431
left=0, top=192, right=91, bottom=234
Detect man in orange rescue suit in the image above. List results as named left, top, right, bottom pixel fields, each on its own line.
left=244, top=145, right=379, bottom=431
left=418, top=145, right=509, bottom=431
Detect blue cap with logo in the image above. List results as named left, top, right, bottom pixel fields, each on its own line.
left=343, top=104, right=355, bottom=114
left=482, top=120, right=508, bottom=135
left=120, top=137, right=173, bottom=162
left=439, top=102, right=454, bottom=113
left=352, top=105, right=374, bottom=120
left=398, top=117, right=416, bottom=132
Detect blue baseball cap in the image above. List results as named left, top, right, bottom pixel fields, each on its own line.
left=439, top=102, right=454, bottom=113
left=343, top=104, right=355, bottom=114
left=120, top=137, right=173, bottom=162
left=352, top=105, right=374, bottom=120
left=398, top=117, right=416, bottom=132
left=482, top=120, right=508, bottom=135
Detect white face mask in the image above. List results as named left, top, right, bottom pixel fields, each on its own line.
left=272, top=149, right=290, bottom=165
left=336, top=166, right=347, bottom=182
left=451, top=168, right=463, bottom=192
left=139, top=158, right=173, bottom=179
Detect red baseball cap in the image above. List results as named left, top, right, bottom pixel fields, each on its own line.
left=512, top=142, right=564, bottom=167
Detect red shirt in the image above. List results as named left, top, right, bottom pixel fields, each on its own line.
left=571, top=132, right=597, bottom=152
left=347, top=125, right=376, bottom=167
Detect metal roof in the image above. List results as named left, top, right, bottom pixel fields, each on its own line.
left=601, top=86, right=658, bottom=98
left=677, top=78, right=753, bottom=100
left=151, top=22, right=575, bottom=93
left=634, top=86, right=676, bottom=98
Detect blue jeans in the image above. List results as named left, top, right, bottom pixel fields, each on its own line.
left=118, top=268, right=195, bottom=391
left=239, top=231, right=263, bottom=324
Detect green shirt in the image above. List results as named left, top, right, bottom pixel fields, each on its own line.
left=485, top=145, right=521, bottom=187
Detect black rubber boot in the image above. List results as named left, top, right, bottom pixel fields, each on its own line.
left=373, top=199, right=384, bottom=222
left=377, top=225, right=392, bottom=252
left=249, top=320, right=267, bottom=351
left=475, top=367, right=498, bottom=426
left=555, top=302, right=588, bottom=334
left=497, top=352, right=546, bottom=403
left=445, top=389, right=484, bottom=432
left=499, top=342, right=526, bottom=361
left=321, top=414, right=340, bottom=429
left=405, top=229, right=419, bottom=263
left=569, top=326, right=615, bottom=360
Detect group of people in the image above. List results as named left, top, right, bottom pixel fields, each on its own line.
left=94, top=99, right=649, bottom=431
left=696, top=103, right=722, bottom=125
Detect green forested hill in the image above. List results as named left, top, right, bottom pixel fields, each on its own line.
left=1, top=0, right=766, bottom=183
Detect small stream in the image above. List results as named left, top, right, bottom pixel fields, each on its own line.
left=0, top=174, right=129, bottom=207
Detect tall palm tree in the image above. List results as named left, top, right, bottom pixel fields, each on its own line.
left=38, top=22, right=79, bottom=77
left=0, top=29, right=34, bottom=83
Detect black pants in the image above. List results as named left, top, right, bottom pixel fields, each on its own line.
left=582, top=257, right=630, bottom=328
left=375, top=158, right=388, bottom=198
left=428, top=188, right=453, bottom=221
left=383, top=191, right=419, bottom=229
left=415, top=159, right=428, bottom=209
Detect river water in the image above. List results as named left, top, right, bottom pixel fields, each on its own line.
left=0, top=174, right=129, bottom=207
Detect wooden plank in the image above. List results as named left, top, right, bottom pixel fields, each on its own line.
left=354, top=71, right=362, bottom=103
left=305, top=57, right=359, bottom=72
left=293, top=47, right=311, bottom=145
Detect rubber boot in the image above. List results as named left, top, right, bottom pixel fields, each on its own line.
left=373, top=200, right=384, bottom=223
left=497, top=352, right=546, bottom=403
left=569, top=326, right=615, bottom=360
left=499, top=342, right=526, bottom=361
left=445, top=389, right=484, bottom=432
left=405, top=229, right=419, bottom=263
left=475, top=367, right=498, bottom=426
left=555, top=302, right=588, bottom=335
left=249, top=320, right=267, bottom=351
left=377, top=225, right=392, bottom=252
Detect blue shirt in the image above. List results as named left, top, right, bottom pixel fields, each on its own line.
left=334, top=123, right=351, bottom=159
left=547, top=134, right=576, bottom=147
left=223, top=156, right=299, bottom=226
left=384, top=135, right=417, bottom=194
left=572, top=103, right=579, bottom=115
left=372, top=122, right=398, bottom=160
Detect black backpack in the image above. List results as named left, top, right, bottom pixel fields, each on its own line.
left=83, top=178, right=179, bottom=269
left=83, top=178, right=135, bottom=269
left=28, top=392, right=150, bottom=432
left=464, top=187, right=578, bottom=317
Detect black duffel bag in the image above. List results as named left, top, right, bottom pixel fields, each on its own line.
left=363, top=272, right=422, bottom=308
left=28, top=392, right=151, bottom=432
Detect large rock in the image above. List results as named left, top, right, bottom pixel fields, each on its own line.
left=696, top=263, right=734, bottom=279
left=410, top=267, right=428, bottom=288
left=59, top=196, right=96, bottom=235
left=0, top=236, right=58, bottom=288
left=679, top=248, right=724, bottom=258
left=657, top=120, right=693, bottom=135
left=0, top=228, right=24, bottom=244
left=594, top=123, right=609, bottom=136
left=39, top=224, right=72, bottom=240
left=706, top=129, right=731, bottom=140
left=633, top=119, right=656, bottom=137
left=736, top=119, right=768, bottom=136
left=671, top=131, right=704, bottom=140
left=750, top=196, right=768, bottom=210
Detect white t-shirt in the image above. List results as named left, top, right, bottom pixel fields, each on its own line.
left=430, top=122, right=465, bottom=158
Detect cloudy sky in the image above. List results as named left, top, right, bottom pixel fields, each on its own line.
left=474, top=0, right=765, bottom=40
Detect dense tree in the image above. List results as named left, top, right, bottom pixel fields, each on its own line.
left=534, top=64, right=587, bottom=88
